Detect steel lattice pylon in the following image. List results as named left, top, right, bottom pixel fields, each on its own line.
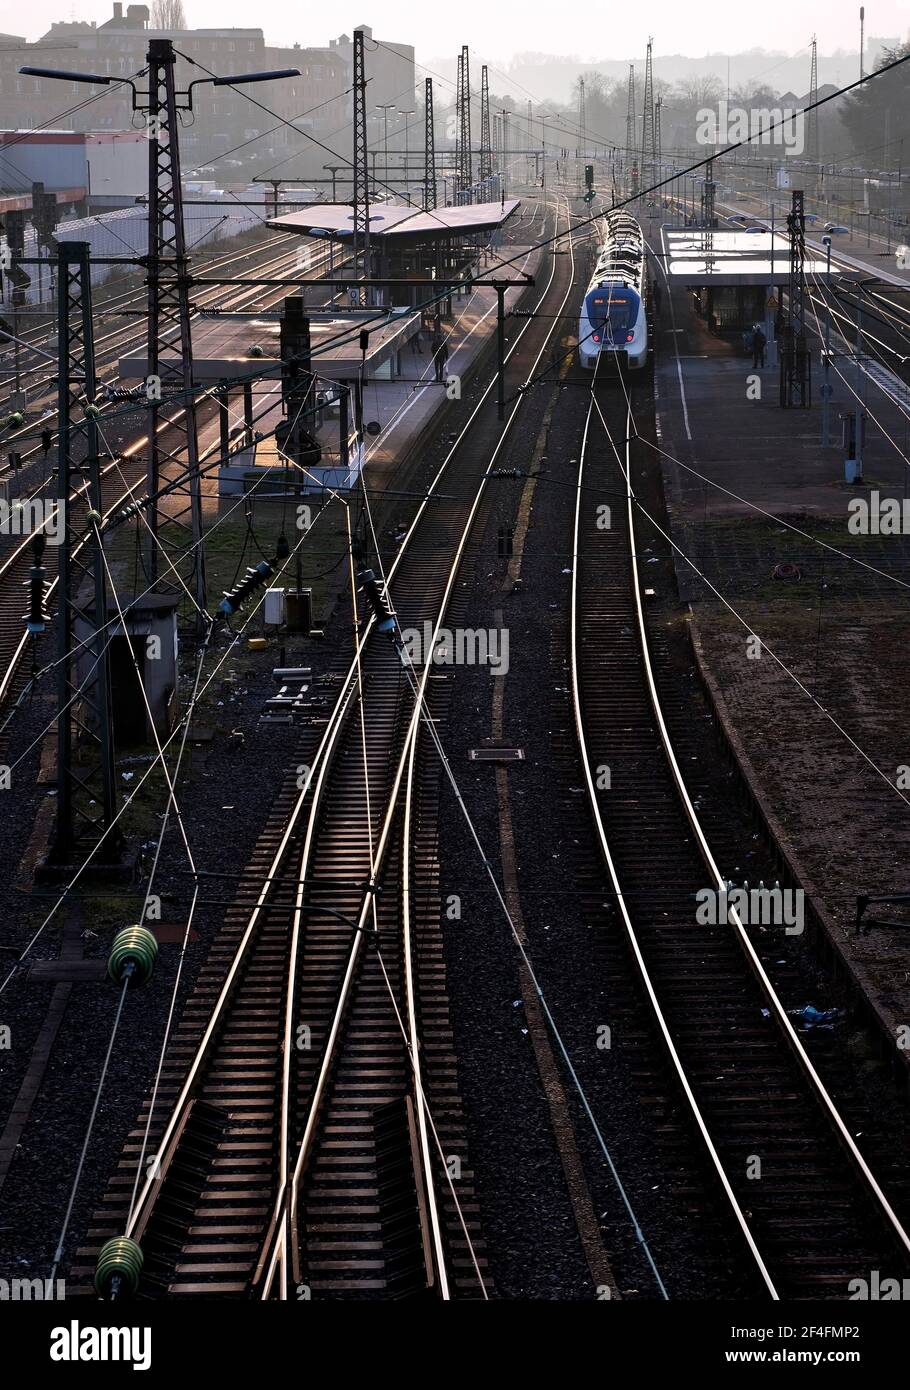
left=640, top=37, right=655, bottom=185
left=351, top=29, right=371, bottom=296
left=145, top=39, right=205, bottom=629
left=424, top=78, right=437, bottom=210
left=578, top=77, right=586, bottom=194
left=781, top=189, right=811, bottom=407
left=457, top=45, right=473, bottom=198
left=625, top=64, right=637, bottom=196
left=454, top=50, right=464, bottom=200
left=53, top=241, right=120, bottom=860
left=808, top=36, right=819, bottom=170
left=704, top=156, right=716, bottom=228
left=479, top=65, right=492, bottom=183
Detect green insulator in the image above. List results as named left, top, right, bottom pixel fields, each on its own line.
left=107, top=925, right=158, bottom=987
left=84, top=404, right=102, bottom=419
left=94, top=1236, right=143, bottom=1298
left=248, top=343, right=264, bottom=357
left=6, top=412, right=24, bottom=429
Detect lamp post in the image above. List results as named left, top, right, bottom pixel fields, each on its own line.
left=540, top=113, right=552, bottom=189
left=376, top=104, right=395, bottom=189
left=22, top=52, right=299, bottom=618
left=398, top=109, right=415, bottom=202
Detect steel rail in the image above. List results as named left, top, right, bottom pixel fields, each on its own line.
left=255, top=195, right=575, bottom=1299
left=123, top=212, right=554, bottom=1274
left=571, top=379, right=910, bottom=1302
left=616, top=397, right=910, bottom=1266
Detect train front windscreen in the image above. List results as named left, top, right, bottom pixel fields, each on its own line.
left=585, top=287, right=640, bottom=346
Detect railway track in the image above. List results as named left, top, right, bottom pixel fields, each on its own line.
left=68, top=194, right=581, bottom=1299
left=570, top=369, right=910, bottom=1298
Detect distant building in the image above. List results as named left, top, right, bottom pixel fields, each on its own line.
left=0, top=4, right=350, bottom=184
left=0, top=128, right=145, bottom=210
left=329, top=23, right=416, bottom=117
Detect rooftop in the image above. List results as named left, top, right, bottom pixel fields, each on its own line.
left=268, top=199, right=522, bottom=244
left=660, top=226, right=833, bottom=287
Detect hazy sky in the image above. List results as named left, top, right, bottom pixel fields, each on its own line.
left=2, top=0, right=909, bottom=57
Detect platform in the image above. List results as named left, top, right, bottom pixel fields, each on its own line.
left=119, top=307, right=422, bottom=385
left=661, top=226, right=832, bottom=287
left=649, top=232, right=910, bottom=603
left=173, top=238, right=546, bottom=517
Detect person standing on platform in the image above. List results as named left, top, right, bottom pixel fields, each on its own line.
left=752, top=323, right=767, bottom=368
left=433, top=332, right=449, bottom=383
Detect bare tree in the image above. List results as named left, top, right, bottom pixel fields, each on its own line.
left=675, top=74, right=724, bottom=110
left=151, top=0, right=187, bottom=30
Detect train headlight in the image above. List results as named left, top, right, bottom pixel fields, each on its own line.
left=626, top=333, right=634, bottom=342
left=592, top=333, right=600, bottom=343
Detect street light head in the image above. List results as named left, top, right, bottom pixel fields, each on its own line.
left=212, top=68, right=300, bottom=86
left=20, top=66, right=112, bottom=85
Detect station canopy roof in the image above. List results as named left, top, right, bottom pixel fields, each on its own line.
left=267, top=199, right=521, bottom=243
left=660, top=226, right=833, bottom=287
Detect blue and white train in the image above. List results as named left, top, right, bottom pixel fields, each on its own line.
left=578, top=212, right=649, bottom=371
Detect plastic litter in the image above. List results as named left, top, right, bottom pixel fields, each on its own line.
left=790, top=1003, right=844, bottom=1031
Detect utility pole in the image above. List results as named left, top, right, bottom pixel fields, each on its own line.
left=577, top=77, right=586, bottom=196
left=145, top=38, right=206, bottom=632
left=456, top=45, right=473, bottom=200
left=3, top=210, right=25, bottom=405
left=625, top=64, right=637, bottom=198
left=852, top=282, right=866, bottom=479
left=859, top=6, right=865, bottom=82
left=17, top=50, right=298, bottom=644
left=808, top=36, right=819, bottom=195
left=352, top=29, right=371, bottom=301
left=424, top=78, right=437, bottom=211
left=455, top=50, right=464, bottom=203
left=641, top=37, right=655, bottom=189
left=704, top=156, right=716, bottom=228
left=479, top=66, right=492, bottom=184
left=495, top=284, right=506, bottom=420
left=780, top=189, right=810, bottom=407
left=376, top=103, right=395, bottom=188
left=52, top=241, right=120, bottom=862
left=399, top=109, right=415, bottom=203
